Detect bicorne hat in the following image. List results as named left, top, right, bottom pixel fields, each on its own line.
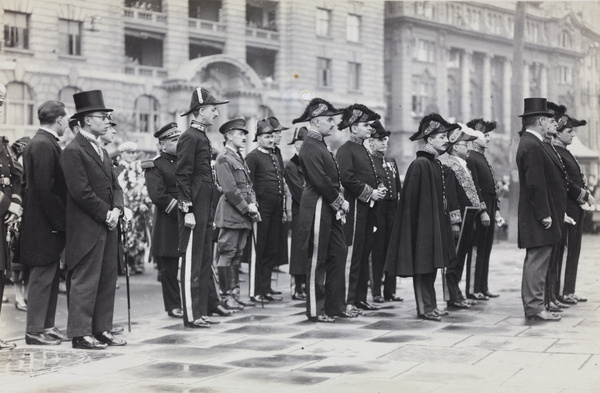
left=180, top=87, right=229, bottom=117
left=338, top=104, right=380, bottom=130
left=448, top=124, right=479, bottom=145
left=220, top=118, right=249, bottom=135
left=292, top=98, right=343, bottom=124
left=518, top=97, right=553, bottom=118
left=287, top=126, right=308, bottom=145
left=154, top=122, right=182, bottom=140
left=370, top=120, right=390, bottom=139
left=466, top=118, right=497, bottom=133
left=267, top=117, right=289, bottom=131
left=410, top=113, right=459, bottom=141
left=72, top=90, right=113, bottom=116
left=253, top=118, right=276, bottom=142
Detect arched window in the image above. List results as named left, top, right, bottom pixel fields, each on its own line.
left=3, top=82, right=35, bottom=125
left=58, top=86, right=81, bottom=117
left=135, top=95, right=159, bottom=133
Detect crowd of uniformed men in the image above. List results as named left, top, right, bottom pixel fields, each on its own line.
left=0, top=84, right=593, bottom=350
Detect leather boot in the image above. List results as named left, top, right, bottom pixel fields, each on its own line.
left=223, top=294, right=244, bottom=311
left=217, top=267, right=229, bottom=295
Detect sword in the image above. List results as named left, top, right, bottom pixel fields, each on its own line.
left=250, top=221, right=263, bottom=308
left=119, top=219, right=132, bottom=333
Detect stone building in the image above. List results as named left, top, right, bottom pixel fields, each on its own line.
left=0, top=0, right=385, bottom=157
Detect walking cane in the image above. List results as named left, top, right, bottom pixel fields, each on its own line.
left=120, top=218, right=132, bottom=332
left=250, top=221, right=264, bottom=308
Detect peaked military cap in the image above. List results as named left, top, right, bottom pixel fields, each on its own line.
left=338, top=104, right=381, bottom=130
left=370, top=120, right=390, bottom=139
left=292, top=98, right=343, bottom=124
left=154, top=122, right=182, bottom=140
left=219, top=118, right=249, bottom=135
left=410, top=113, right=459, bottom=141
left=288, top=126, right=308, bottom=145
left=180, top=87, right=229, bottom=117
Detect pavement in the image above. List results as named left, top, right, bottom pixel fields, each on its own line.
left=0, top=235, right=599, bottom=393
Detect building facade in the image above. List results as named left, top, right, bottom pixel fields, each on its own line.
left=0, top=0, right=385, bottom=156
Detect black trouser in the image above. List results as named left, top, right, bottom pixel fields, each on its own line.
left=372, top=199, right=397, bottom=299
left=472, top=209, right=495, bottom=294
left=26, top=261, right=61, bottom=333
left=413, top=272, right=438, bottom=315
left=255, top=192, right=284, bottom=296
left=155, top=256, right=181, bottom=312
left=558, top=211, right=583, bottom=296
left=346, top=201, right=375, bottom=305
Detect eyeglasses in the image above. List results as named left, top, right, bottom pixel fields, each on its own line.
left=87, top=114, right=112, bottom=121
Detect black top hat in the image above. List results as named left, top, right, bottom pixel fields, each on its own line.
left=287, top=127, right=308, bottom=145
left=154, top=122, right=182, bottom=140
left=220, top=118, right=249, bottom=135
left=370, top=120, right=390, bottom=139
left=180, top=87, right=229, bottom=117
left=253, top=118, right=276, bottom=142
left=267, top=117, right=289, bottom=131
left=68, top=118, right=80, bottom=130
left=519, top=97, right=553, bottom=117
left=466, top=118, right=497, bottom=133
left=72, top=90, right=113, bottom=116
left=338, top=104, right=380, bottom=130
left=410, top=113, right=459, bottom=141
left=292, top=98, right=343, bottom=124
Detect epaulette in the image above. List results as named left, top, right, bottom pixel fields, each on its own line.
left=140, top=159, right=155, bottom=170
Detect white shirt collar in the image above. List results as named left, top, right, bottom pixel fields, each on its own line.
left=525, top=129, right=543, bottom=141
left=40, top=127, right=59, bottom=140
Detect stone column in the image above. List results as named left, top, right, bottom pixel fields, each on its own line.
left=540, top=64, right=548, bottom=98
left=461, top=50, right=471, bottom=121
left=522, top=60, right=530, bottom=97
left=437, top=35, right=449, bottom=116
left=482, top=53, right=492, bottom=120
left=222, top=0, right=246, bottom=59
left=503, top=57, right=511, bottom=132
left=164, top=0, right=190, bottom=74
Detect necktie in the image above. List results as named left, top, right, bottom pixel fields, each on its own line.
left=87, top=136, right=104, bottom=160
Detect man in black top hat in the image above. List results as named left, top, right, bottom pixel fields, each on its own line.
left=21, top=101, right=69, bottom=346
left=61, top=90, right=126, bottom=348
left=465, top=118, right=504, bottom=301
left=368, top=121, right=402, bottom=303
left=294, top=98, right=348, bottom=322
left=246, top=118, right=286, bottom=303
left=176, top=87, right=233, bottom=328
left=336, top=104, right=385, bottom=316
left=284, top=127, right=308, bottom=300
left=143, top=122, right=184, bottom=319
left=516, top=97, right=566, bottom=321
left=214, top=118, right=259, bottom=310
left=385, top=113, right=458, bottom=321
left=547, top=104, right=593, bottom=306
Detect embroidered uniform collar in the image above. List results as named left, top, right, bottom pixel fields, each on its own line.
left=449, top=154, right=469, bottom=172
left=257, top=147, right=272, bottom=154
left=307, top=129, right=323, bottom=141
left=349, top=135, right=364, bottom=144
left=190, top=120, right=207, bottom=131
left=421, top=144, right=440, bottom=157
left=470, top=145, right=486, bottom=155
left=370, top=150, right=384, bottom=159
left=553, top=140, right=567, bottom=149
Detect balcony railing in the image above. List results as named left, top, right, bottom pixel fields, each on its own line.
left=246, top=27, right=280, bottom=42
left=124, top=64, right=168, bottom=78
left=188, top=18, right=226, bottom=35
left=124, top=8, right=167, bottom=25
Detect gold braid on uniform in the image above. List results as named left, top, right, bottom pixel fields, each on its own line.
left=445, top=155, right=486, bottom=214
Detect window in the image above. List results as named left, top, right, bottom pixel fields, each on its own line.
left=317, top=57, right=332, bottom=87
left=558, top=66, right=572, bottom=84
left=416, top=39, right=435, bottom=62
left=347, top=14, right=360, bottom=42
left=3, top=82, right=35, bottom=125
left=316, top=8, right=331, bottom=37
left=125, top=34, right=164, bottom=67
left=3, top=11, right=29, bottom=50
left=135, top=95, right=160, bottom=133
left=447, top=49, right=460, bottom=69
left=59, top=20, right=82, bottom=56
left=189, top=0, right=221, bottom=21
left=561, top=31, right=572, bottom=48
left=348, top=62, right=361, bottom=90
left=412, top=80, right=429, bottom=116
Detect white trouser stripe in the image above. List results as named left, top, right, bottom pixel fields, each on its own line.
left=468, top=245, right=477, bottom=294
left=309, top=197, right=323, bottom=317
left=249, top=222, right=257, bottom=297
left=184, top=231, right=194, bottom=322
left=558, top=242, right=568, bottom=296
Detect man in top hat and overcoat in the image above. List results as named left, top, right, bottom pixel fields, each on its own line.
left=245, top=118, right=286, bottom=303
left=516, top=97, right=567, bottom=321
left=21, top=101, right=69, bottom=346
left=143, top=122, right=184, bottom=319
left=368, top=120, right=403, bottom=303
left=176, top=87, right=233, bottom=328
left=284, top=127, right=308, bottom=300
left=61, top=90, right=126, bottom=348
left=385, top=113, right=458, bottom=321
left=336, top=104, right=385, bottom=316
left=294, top=98, right=348, bottom=322
left=214, top=118, right=259, bottom=310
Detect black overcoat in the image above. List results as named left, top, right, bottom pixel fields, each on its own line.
left=284, top=154, right=307, bottom=275
left=0, top=137, right=22, bottom=271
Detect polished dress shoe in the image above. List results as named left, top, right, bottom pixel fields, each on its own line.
left=110, top=325, right=125, bottom=335
left=483, top=291, right=499, bottom=298
left=433, top=308, right=449, bottom=316
left=571, top=293, right=587, bottom=302
left=95, top=331, right=127, bottom=346
left=72, top=335, right=108, bottom=349
left=268, top=288, right=283, bottom=295
left=200, top=316, right=220, bottom=325
left=547, top=303, right=563, bottom=313
left=527, top=310, right=561, bottom=321
left=212, top=304, right=234, bottom=316
left=310, top=314, right=335, bottom=323
left=384, top=294, right=404, bottom=302
left=346, top=304, right=362, bottom=316
left=355, top=301, right=381, bottom=311
left=372, top=296, right=385, bottom=303
left=292, top=292, right=306, bottom=301
left=45, top=327, right=69, bottom=342
left=250, top=295, right=269, bottom=304
left=555, top=301, right=569, bottom=309
left=420, top=312, right=441, bottom=322
left=337, top=309, right=358, bottom=318
left=25, top=332, right=61, bottom=346
left=467, top=292, right=489, bottom=301
left=464, top=299, right=477, bottom=306
left=559, top=295, right=577, bottom=304
left=15, top=300, right=27, bottom=312
left=223, top=296, right=244, bottom=311
left=167, top=308, right=184, bottom=318
left=184, top=319, right=210, bottom=328
left=234, top=297, right=255, bottom=307
left=447, top=300, right=471, bottom=309
left=264, top=293, right=283, bottom=301
left=0, top=338, right=16, bottom=350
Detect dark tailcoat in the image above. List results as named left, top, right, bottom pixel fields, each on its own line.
left=284, top=154, right=307, bottom=275
left=385, top=151, right=456, bottom=277
left=516, top=133, right=567, bottom=249
left=144, top=152, right=179, bottom=258
left=20, top=130, right=67, bottom=266
left=466, top=151, right=498, bottom=217
left=61, top=132, right=123, bottom=271
left=0, top=137, right=22, bottom=271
